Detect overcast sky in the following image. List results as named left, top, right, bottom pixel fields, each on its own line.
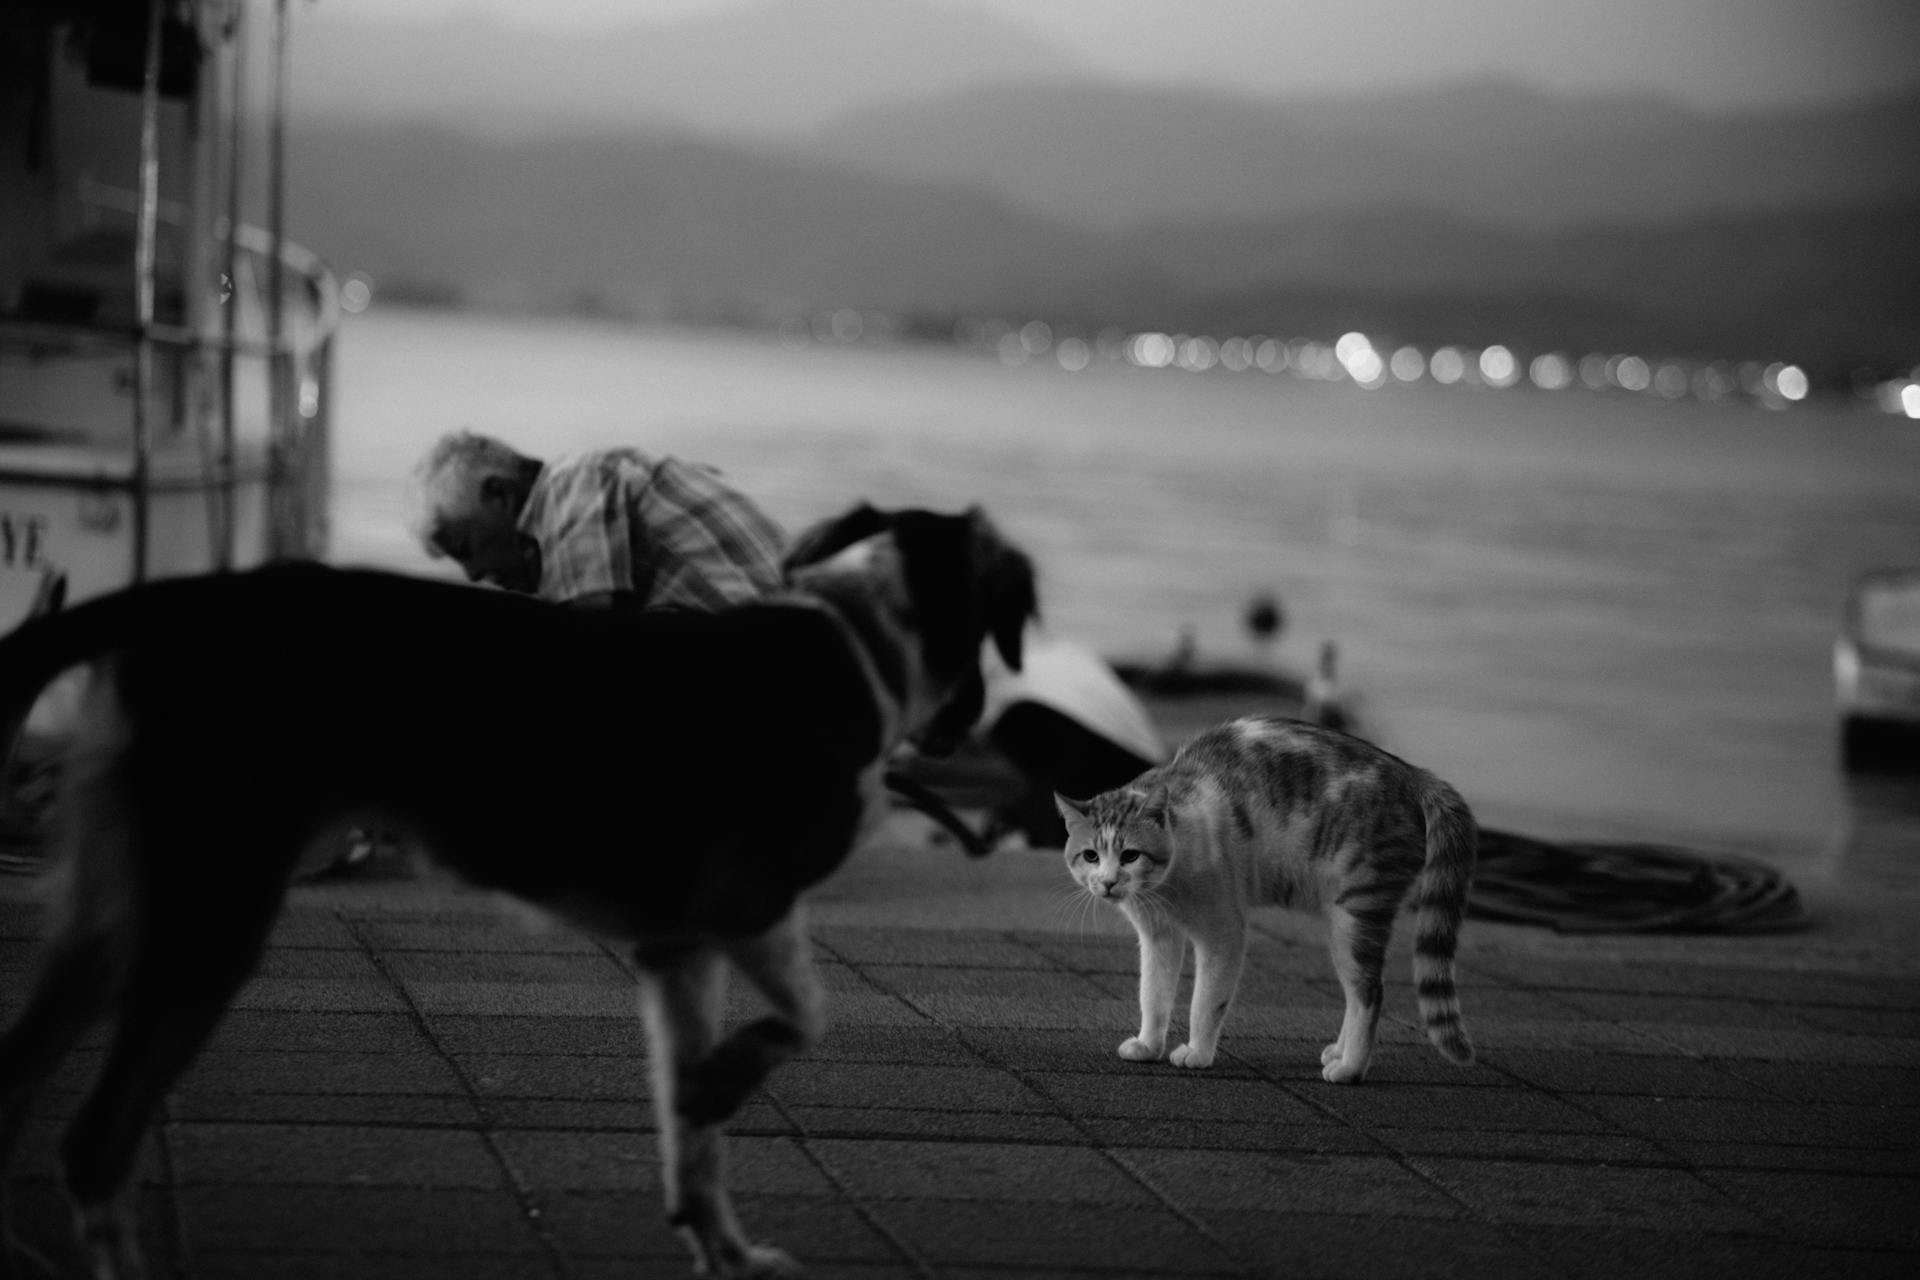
left=316, top=0, right=1920, bottom=111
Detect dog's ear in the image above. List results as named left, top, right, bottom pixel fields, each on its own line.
left=968, top=507, right=1037, bottom=673
left=782, top=503, right=892, bottom=574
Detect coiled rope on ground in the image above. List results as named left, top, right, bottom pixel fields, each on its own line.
left=1470, top=826, right=1809, bottom=934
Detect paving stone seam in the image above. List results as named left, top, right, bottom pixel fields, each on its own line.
left=1363, top=1135, right=1685, bottom=1170
left=1370, top=1005, right=1905, bottom=1177
left=781, top=1138, right=938, bottom=1277
left=1393, top=1151, right=1786, bottom=1243
left=1368, top=1135, right=1920, bottom=1177
left=340, top=908, right=574, bottom=1279
left=1354, top=1041, right=1831, bottom=1181
left=1616, top=1018, right=1764, bottom=1062
left=757, top=1062, right=939, bottom=1276
left=858, top=983, right=1285, bottom=1280
left=806, top=931, right=1017, bottom=1030
left=1690, top=1164, right=1920, bottom=1242
left=1712, top=1056, right=1908, bottom=1105
left=1398, top=1066, right=1919, bottom=1182
left=1217, top=1036, right=1620, bottom=1274
left=1544, top=1015, right=1689, bottom=1057
left=806, top=932, right=931, bottom=1000
left=1462, top=1075, right=1689, bottom=1159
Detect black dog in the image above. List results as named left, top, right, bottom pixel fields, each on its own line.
left=0, top=504, right=1036, bottom=1279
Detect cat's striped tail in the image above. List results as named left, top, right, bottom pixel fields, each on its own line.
left=1411, top=771, right=1477, bottom=1064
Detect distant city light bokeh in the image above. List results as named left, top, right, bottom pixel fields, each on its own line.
left=767, top=306, right=1915, bottom=416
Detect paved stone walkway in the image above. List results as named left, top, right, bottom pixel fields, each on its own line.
left=2, top=824, right=1916, bottom=1279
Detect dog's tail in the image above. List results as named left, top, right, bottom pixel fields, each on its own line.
left=0, top=570, right=147, bottom=782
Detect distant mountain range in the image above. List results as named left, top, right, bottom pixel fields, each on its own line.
left=284, top=1, right=1920, bottom=371
left=288, top=123, right=1920, bottom=372
left=804, top=80, right=1920, bottom=233
left=289, top=0, right=1083, bottom=140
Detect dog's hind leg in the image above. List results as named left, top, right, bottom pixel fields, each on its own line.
left=684, top=908, right=826, bottom=1128
left=0, top=923, right=128, bottom=1279
left=56, top=868, right=286, bottom=1280
left=636, top=945, right=797, bottom=1279
left=0, top=743, right=146, bottom=1280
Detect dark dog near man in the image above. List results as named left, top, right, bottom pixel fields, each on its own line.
left=0, top=504, right=1037, bottom=1279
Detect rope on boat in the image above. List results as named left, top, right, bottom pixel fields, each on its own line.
left=1469, top=827, right=1810, bottom=934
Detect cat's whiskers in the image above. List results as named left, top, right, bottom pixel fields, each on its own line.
left=1046, top=882, right=1101, bottom=933
left=1080, top=881, right=1119, bottom=932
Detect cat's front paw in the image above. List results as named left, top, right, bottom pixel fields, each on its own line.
left=1320, top=1041, right=1344, bottom=1066
left=1320, top=1054, right=1368, bottom=1085
left=1118, top=1036, right=1165, bottom=1062
left=1169, top=1043, right=1215, bottom=1069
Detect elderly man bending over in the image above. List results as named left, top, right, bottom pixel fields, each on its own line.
left=405, top=429, right=786, bottom=611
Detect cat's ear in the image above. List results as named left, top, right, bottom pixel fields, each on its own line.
left=1054, top=792, right=1092, bottom=825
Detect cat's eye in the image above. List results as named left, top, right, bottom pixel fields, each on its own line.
left=1079, top=850, right=1098, bottom=864
left=1119, top=849, right=1143, bottom=865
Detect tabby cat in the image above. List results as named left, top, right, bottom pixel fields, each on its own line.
left=1056, top=715, right=1476, bottom=1084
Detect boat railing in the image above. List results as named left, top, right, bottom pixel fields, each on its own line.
left=0, top=180, right=339, bottom=568
left=60, top=175, right=342, bottom=353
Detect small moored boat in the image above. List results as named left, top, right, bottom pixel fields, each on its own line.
left=1834, top=568, right=1920, bottom=769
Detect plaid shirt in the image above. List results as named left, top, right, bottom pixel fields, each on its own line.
left=516, top=449, right=785, bottom=610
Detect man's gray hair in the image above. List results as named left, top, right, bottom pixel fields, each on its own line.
left=405, top=429, right=534, bottom=549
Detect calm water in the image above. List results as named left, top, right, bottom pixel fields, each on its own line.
left=328, top=307, right=1920, bottom=901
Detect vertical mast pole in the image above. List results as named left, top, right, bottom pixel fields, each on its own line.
left=130, top=0, right=166, bottom=582
left=267, top=0, right=291, bottom=553
left=218, top=1, right=247, bottom=570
